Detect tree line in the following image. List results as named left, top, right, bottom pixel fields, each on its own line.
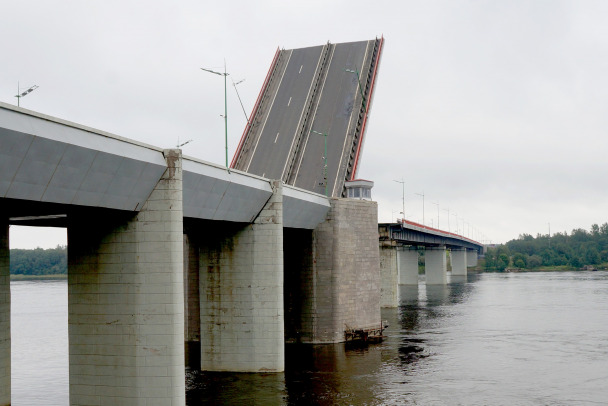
left=10, top=246, right=67, bottom=275
left=484, top=223, right=608, bottom=271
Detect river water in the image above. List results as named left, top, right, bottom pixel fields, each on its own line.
left=10, top=271, right=608, bottom=405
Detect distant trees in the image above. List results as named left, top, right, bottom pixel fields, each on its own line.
left=483, top=223, right=608, bottom=271
left=10, top=246, right=67, bottom=275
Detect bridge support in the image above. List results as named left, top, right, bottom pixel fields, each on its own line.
left=284, top=198, right=380, bottom=343
left=450, top=248, right=467, bottom=276
left=467, top=249, right=478, bottom=267
left=67, top=149, right=185, bottom=406
left=196, top=181, right=284, bottom=372
left=398, top=247, right=419, bottom=286
left=425, top=246, right=447, bottom=284
left=0, top=221, right=9, bottom=406
left=379, top=245, right=398, bottom=307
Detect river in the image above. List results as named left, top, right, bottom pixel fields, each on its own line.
left=10, top=271, right=608, bottom=405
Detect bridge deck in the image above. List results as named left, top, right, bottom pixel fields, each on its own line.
left=231, top=38, right=383, bottom=197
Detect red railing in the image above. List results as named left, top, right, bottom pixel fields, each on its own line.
left=230, top=47, right=281, bottom=168
left=351, top=36, right=384, bottom=180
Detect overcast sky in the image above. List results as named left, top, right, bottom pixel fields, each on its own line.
left=3, top=0, right=608, bottom=248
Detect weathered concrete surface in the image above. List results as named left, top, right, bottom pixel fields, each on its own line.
left=0, top=221, right=9, bottom=406
left=425, top=246, right=447, bottom=285
left=286, top=198, right=380, bottom=343
left=398, top=247, right=419, bottom=286
left=67, top=149, right=185, bottom=406
left=451, top=248, right=467, bottom=276
left=380, top=246, right=398, bottom=308
left=183, top=234, right=201, bottom=368
left=198, top=181, right=284, bottom=372
left=467, top=249, right=478, bottom=267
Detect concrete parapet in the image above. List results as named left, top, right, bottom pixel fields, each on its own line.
left=285, top=198, right=380, bottom=343
left=450, top=248, right=467, bottom=276
left=0, top=221, right=9, bottom=406
left=398, top=247, right=419, bottom=286
left=197, top=180, right=284, bottom=372
left=425, top=246, right=447, bottom=285
left=67, top=149, right=185, bottom=406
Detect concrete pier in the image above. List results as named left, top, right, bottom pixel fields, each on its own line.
left=285, top=198, right=381, bottom=343
left=380, top=246, right=398, bottom=307
left=425, top=246, right=447, bottom=285
left=467, top=249, right=478, bottom=267
left=450, top=248, right=467, bottom=276
left=398, top=247, right=419, bottom=285
left=197, top=180, right=284, bottom=372
left=67, top=149, right=185, bottom=406
left=0, top=221, right=9, bottom=406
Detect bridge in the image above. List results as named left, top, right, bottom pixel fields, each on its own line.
left=0, top=100, right=381, bottom=405
left=378, top=220, right=485, bottom=307
left=231, top=38, right=383, bottom=197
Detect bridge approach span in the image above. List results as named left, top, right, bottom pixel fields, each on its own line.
left=0, top=102, right=329, bottom=229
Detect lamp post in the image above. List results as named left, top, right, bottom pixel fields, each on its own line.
left=15, top=82, right=39, bottom=107
left=415, top=191, right=425, bottom=225
left=311, top=129, right=328, bottom=196
left=393, top=179, right=405, bottom=223
left=201, top=63, right=230, bottom=169
left=443, top=208, right=450, bottom=232
left=232, top=78, right=249, bottom=122
left=344, top=68, right=367, bottom=113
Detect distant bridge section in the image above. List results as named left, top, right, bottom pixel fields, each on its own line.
left=379, top=220, right=484, bottom=254
left=231, top=38, right=384, bottom=197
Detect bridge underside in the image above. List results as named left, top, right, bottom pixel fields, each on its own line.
left=231, top=38, right=383, bottom=197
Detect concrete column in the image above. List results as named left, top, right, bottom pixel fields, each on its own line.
left=306, top=199, right=380, bottom=343
left=284, top=198, right=380, bottom=343
left=199, top=180, right=284, bottom=372
left=67, top=149, right=185, bottom=406
left=450, top=248, right=467, bottom=276
left=379, top=245, right=398, bottom=308
left=0, top=221, right=9, bottom=406
left=398, top=247, right=419, bottom=285
left=467, top=249, right=478, bottom=267
left=183, top=234, right=200, bottom=368
left=425, top=246, right=447, bottom=285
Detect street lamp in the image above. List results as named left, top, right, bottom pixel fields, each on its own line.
left=311, top=129, right=328, bottom=196
left=15, top=82, right=39, bottom=107
left=232, top=78, right=249, bottom=122
left=442, top=207, right=450, bottom=232
left=344, top=68, right=367, bottom=113
left=393, top=179, right=405, bottom=223
left=432, top=202, right=439, bottom=229
left=201, top=63, right=230, bottom=169
left=415, top=191, right=425, bottom=225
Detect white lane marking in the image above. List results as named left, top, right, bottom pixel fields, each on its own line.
left=292, top=45, right=336, bottom=186
left=281, top=46, right=329, bottom=181
left=299, top=65, right=303, bottom=73
left=245, top=50, right=293, bottom=172
left=287, top=96, right=292, bottom=106
left=275, top=132, right=280, bottom=143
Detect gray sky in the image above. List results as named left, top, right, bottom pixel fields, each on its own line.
left=3, top=0, right=608, bottom=248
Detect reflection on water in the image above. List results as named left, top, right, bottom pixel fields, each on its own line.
left=10, top=271, right=608, bottom=405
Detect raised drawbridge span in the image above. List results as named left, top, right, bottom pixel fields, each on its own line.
left=231, top=38, right=383, bottom=197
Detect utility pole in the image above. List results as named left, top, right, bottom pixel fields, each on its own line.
left=201, top=62, right=230, bottom=169
left=393, top=179, right=405, bottom=223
